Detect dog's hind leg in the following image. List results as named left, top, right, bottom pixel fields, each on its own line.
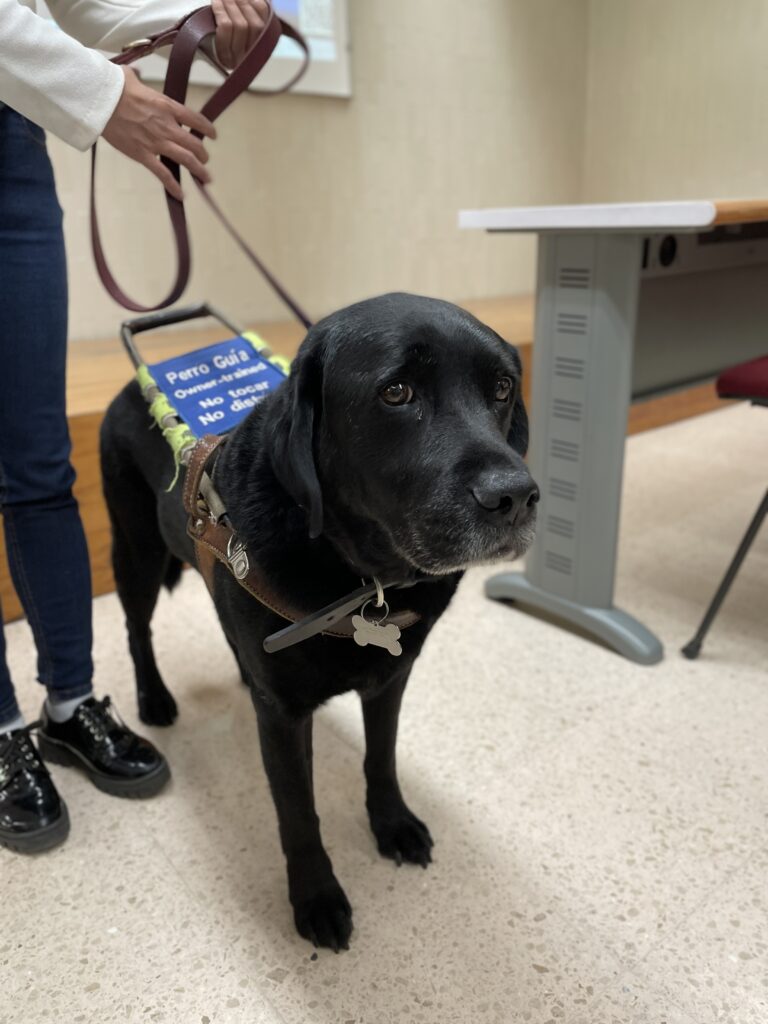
left=362, top=671, right=434, bottom=867
left=101, top=457, right=179, bottom=727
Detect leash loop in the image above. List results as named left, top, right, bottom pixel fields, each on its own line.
left=90, top=4, right=311, bottom=324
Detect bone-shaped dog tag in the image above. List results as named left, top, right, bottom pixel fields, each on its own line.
left=352, top=614, right=402, bottom=656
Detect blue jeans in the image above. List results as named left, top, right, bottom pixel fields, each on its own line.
left=0, top=107, right=93, bottom=724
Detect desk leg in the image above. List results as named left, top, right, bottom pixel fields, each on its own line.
left=487, top=232, right=663, bottom=665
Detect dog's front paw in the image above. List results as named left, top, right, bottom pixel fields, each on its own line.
left=138, top=685, right=178, bottom=727
left=293, top=881, right=353, bottom=952
left=370, top=804, right=434, bottom=868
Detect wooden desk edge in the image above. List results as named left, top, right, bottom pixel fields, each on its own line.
left=712, top=199, right=768, bottom=225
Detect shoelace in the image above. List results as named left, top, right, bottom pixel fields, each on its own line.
left=75, top=697, right=133, bottom=754
left=0, top=721, right=49, bottom=785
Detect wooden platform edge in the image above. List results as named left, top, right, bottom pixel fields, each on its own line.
left=627, top=378, right=730, bottom=435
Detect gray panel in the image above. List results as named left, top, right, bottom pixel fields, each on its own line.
left=634, top=264, right=768, bottom=396
left=527, top=236, right=595, bottom=600
left=526, top=233, right=642, bottom=607
left=487, top=232, right=664, bottom=664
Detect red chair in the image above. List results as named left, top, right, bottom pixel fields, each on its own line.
left=682, top=355, right=768, bottom=659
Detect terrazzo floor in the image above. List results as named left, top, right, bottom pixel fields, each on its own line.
left=2, top=402, right=766, bottom=1024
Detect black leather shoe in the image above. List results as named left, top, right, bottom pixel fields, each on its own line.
left=0, top=723, right=70, bottom=854
left=38, top=696, right=170, bottom=799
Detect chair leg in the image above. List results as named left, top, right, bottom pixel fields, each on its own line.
left=682, top=488, right=768, bottom=659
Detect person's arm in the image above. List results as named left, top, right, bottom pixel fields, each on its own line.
left=44, top=0, right=203, bottom=52
left=0, top=0, right=214, bottom=196
left=0, top=0, right=268, bottom=194
left=0, top=0, right=127, bottom=150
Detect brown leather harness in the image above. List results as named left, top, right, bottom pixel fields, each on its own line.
left=182, top=435, right=421, bottom=647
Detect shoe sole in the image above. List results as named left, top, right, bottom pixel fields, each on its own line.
left=0, top=802, right=70, bottom=854
left=37, top=734, right=171, bottom=799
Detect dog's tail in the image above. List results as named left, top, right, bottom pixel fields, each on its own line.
left=164, top=556, right=184, bottom=593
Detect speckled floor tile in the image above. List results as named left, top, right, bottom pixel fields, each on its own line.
left=584, top=975, right=700, bottom=1024
left=0, top=804, right=282, bottom=1024
left=502, top=727, right=764, bottom=967
left=636, top=858, right=768, bottom=1024
left=1, top=939, right=284, bottom=1024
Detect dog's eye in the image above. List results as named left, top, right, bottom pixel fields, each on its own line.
left=495, top=377, right=514, bottom=402
left=380, top=381, right=414, bottom=406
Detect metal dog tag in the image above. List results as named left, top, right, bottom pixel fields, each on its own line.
left=352, top=600, right=402, bottom=657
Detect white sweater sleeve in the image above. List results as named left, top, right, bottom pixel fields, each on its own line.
left=0, top=0, right=202, bottom=151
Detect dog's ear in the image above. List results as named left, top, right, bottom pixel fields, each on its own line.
left=267, top=339, right=325, bottom=539
left=507, top=391, right=529, bottom=457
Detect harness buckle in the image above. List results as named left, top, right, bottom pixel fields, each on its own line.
left=122, top=38, right=152, bottom=52
left=226, top=534, right=250, bottom=580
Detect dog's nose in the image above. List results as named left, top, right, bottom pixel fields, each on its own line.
left=470, top=470, right=539, bottom=518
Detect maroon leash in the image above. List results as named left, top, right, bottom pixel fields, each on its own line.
left=90, top=4, right=312, bottom=326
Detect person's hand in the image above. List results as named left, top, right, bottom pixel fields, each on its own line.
left=102, top=66, right=216, bottom=201
left=211, top=0, right=271, bottom=69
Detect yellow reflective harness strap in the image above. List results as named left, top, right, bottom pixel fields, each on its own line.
left=241, top=331, right=292, bottom=376
left=135, top=363, right=198, bottom=489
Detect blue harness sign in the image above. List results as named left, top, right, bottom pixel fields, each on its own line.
left=148, top=336, right=287, bottom=436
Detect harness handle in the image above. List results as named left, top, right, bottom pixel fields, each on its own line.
left=90, top=4, right=312, bottom=326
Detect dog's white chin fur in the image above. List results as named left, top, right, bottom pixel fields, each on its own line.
left=404, top=521, right=537, bottom=577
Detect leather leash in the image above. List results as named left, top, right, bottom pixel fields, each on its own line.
left=91, top=3, right=312, bottom=325
left=181, top=435, right=421, bottom=649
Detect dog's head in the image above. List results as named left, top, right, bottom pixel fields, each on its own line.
left=265, top=293, right=538, bottom=575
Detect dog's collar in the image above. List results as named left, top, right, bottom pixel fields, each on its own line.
left=182, top=435, right=422, bottom=652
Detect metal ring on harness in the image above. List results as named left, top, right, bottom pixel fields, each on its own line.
left=360, top=599, right=390, bottom=625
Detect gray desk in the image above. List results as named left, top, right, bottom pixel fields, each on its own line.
left=459, top=200, right=768, bottom=664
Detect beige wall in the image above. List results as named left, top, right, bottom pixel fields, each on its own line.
left=51, top=0, right=589, bottom=341
left=583, top=0, right=768, bottom=202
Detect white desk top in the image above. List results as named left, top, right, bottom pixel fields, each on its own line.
left=458, top=199, right=768, bottom=234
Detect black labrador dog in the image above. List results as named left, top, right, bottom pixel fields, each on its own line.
left=100, top=293, right=538, bottom=950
